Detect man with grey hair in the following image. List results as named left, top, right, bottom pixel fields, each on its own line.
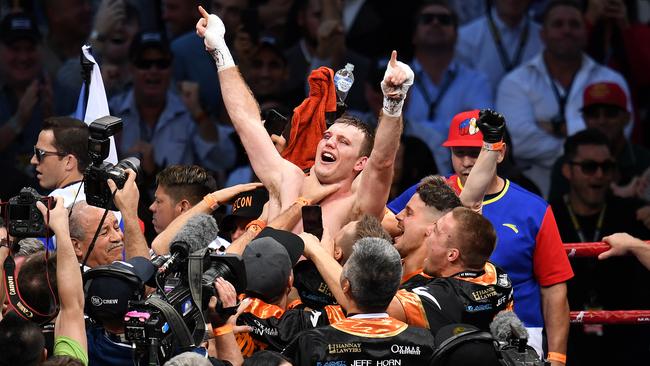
left=163, top=352, right=213, bottom=366
left=68, top=170, right=149, bottom=268
left=285, top=237, right=436, bottom=365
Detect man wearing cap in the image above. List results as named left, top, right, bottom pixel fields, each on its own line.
left=284, top=238, right=436, bottom=366
left=549, top=81, right=650, bottom=203
left=0, top=12, right=54, bottom=198
left=83, top=256, right=155, bottom=365
left=234, top=227, right=345, bottom=356
left=109, top=31, right=235, bottom=178
left=221, top=187, right=269, bottom=242
left=389, top=109, right=573, bottom=363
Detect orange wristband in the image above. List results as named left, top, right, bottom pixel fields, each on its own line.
left=295, top=197, right=311, bottom=206
left=245, top=219, right=266, bottom=232
left=212, top=324, right=233, bottom=337
left=482, top=141, right=505, bottom=151
left=547, top=352, right=566, bottom=364
left=202, top=192, right=220, bottom=210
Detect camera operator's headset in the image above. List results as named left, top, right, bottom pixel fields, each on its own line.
left=82, top=264, right=145, bottom=321
left=431, top=324, right=508, bottom=366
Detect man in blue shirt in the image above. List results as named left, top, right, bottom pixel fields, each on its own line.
left=404, top=0, right=493, bottom=174
left=109, top=31, right=235, bottom=179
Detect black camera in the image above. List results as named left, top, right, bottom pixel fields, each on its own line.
left=6, top=187, right=53, bottom=237
left=125, top=250, right=246, bottom=365
left=84, top=116, right=141, bottom=209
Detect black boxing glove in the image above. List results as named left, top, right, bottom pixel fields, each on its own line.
left=477, top=109, right=506, bottom=144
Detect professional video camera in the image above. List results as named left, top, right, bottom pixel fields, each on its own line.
left=4, top=187, right=53, bottom=237
left=432, top=312, right=548, bottom=366
left=124, top=214, right=246, bottom=365
left=84, top=116, right=140, bottom=209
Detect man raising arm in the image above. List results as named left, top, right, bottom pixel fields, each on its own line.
left=196, top=6, right=413, bottom=232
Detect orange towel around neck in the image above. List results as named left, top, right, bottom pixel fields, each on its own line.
left=281, top=67, right=337, bottom=171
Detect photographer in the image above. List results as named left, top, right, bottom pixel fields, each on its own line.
left=69, top=169, right=149, bottom=269
left=37, top=197, right=88, bottom=364
left=0, top=196, right=88, bottom=365
left=30, top=117, right=90, bottom=206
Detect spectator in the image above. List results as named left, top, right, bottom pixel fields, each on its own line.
left=54, top=0, right=142, bottom=115
left=162, top=0, right=202, bottom=40
left=40, top=0, right=92, bottom=78
left=584, top=0, right=650, bottom=143
left=284, top=238, right=436, bottom=365
left=549, top=81, right=650, bottom=202
left=457, top=0, right=544, bottom=91
left=496, top=0, right=632, bottom=197
left=389, top=110, right=573, bottom=360
left=109, top=31, right=235, bottom=178
left=283, top=0, right=370, bottom=110
left=244, top=37, right=290, bottom=107
left=0, top=12, right=52, bottom=199
left=549, top=128, right=650, bottom=366
left=170, top=0, right=251, bottom=120
left=30, top=117, right=89, bottom=206
left=404, top=0, right=493, bottom=174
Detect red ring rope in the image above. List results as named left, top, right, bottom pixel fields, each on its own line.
left=563, top=241, right=650, bottom=258
left=570, top=310, right=650, bottom=324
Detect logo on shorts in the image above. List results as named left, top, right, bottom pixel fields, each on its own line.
left=91, top=296, right=118, bottom=307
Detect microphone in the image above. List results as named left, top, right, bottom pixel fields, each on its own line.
left=158, top=214, right=220, bottom=274
left=490, top=311, right=528, bottom=350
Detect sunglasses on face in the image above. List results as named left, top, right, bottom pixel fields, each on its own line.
left=419, top=12, right=454, bottom=26
left=134, top=58, right=171, bottom=70
left=569, top=160, right=616, bottom=175
left=33, top=146, right=66, bottom=163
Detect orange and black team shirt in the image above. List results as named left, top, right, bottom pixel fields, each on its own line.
left=236, top=297, right=346, bottom=357
left=396, top=262, right=514, bottom=334
left=283, top=316, right=436, bottom=366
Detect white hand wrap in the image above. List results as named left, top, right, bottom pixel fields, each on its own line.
left=203, top=13, right=235, bottom=71
left=381, top=61, right=414, bottom=117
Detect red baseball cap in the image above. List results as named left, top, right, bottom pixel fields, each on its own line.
left=582, top=82, right=627, bottom=111
left=442, top=110, right=483, bottom=148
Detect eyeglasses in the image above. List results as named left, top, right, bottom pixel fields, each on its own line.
left=582, top=105, right=624, bottom=119
left=569, top=160, right=616, bottom=175
left=419, top=12, right=455, bottom=26
left=33, top=146, right=66, bottom=163
left=134, top=58, right=171, bottom=70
